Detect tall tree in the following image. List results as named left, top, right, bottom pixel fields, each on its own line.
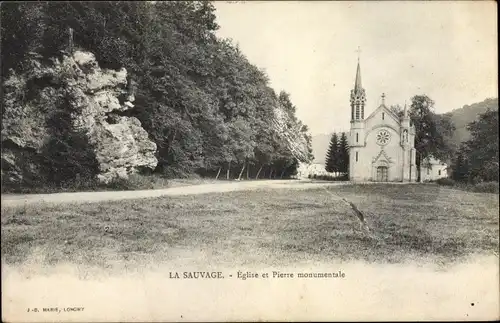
left=338, top=132, right=349, bottom=174
left=393, top=102, right=455, bottom=162
left=325, top=132, right=339, bottom=173
left=409, top=95, right=454, bottom=181
left=300, top=124, right=315, bottom=163
left=463, top=109, right=499, bottom=182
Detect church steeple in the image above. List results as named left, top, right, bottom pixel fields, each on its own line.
left=354, top=60, right=362, bottom=92
left=350, top=48, right=366, bottom=121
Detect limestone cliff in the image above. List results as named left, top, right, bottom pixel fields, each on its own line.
left=1, top=50, right=157, bottom=185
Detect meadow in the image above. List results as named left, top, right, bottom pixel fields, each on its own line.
left=2, top=183, right=498, bottom=270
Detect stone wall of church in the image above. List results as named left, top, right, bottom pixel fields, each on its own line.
left=349, top=106, right=415, bottom=182
left=367, top=126, right=404, bottom=181
left=350, top=126, right=405, bottom=181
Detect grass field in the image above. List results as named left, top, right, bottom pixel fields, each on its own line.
left=1, top=184, right=498, bottom=269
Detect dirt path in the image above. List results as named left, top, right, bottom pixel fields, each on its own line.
left=1, top=179, right=357, bottom=207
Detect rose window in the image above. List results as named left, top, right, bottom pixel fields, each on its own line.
left=376, top=130, right=391, bottom=146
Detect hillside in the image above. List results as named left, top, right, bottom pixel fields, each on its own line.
left=444, top=98, right=498, bottom=145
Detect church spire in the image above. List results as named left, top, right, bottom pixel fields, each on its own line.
left=354, top=60, right=362, bottom=91
left=354, top=47, right=362, bottom=91
left=350, top=47, right=366, bottom=121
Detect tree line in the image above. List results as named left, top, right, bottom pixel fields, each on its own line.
left=1, top=1, right=313, bottom=186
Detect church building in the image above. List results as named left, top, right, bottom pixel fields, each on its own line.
left=348, top=59, right=417, bottom=182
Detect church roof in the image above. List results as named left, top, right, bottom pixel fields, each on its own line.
left=365, top=101, right=401, bottom=125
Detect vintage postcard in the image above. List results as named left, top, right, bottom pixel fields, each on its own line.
left=1, top=1, right=498, bottom=322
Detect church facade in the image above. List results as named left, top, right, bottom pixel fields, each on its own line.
left=348, top=60, right=417, bottom=182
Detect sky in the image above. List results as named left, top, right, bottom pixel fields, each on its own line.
left=213, top=1, right=498, bottom=135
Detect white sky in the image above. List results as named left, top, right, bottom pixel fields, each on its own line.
left=213, top=1, right=498, bottom=135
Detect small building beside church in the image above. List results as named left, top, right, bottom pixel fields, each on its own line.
left=295, top=162, right=345, bottom=179
left=420, top=156, right=448, bottom=182
left=295, top=162, right=327, bottom=179
left=347, top=59, right=417, bottom=182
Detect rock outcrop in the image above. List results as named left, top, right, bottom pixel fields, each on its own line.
left=1, top=50, right=157, bottom=185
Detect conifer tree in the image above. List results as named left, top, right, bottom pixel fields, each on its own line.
left=325, top=132, right=339, bottom=173
left=338, top=132, right=349, bottom=174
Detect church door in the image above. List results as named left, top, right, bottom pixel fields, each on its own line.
left=376, top=166, right=388, bottom=182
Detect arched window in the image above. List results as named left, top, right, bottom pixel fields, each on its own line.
left=356, top=133, right=359, bottom=143
left=356, top=151, right=358, bottom=162
left=382, top=112, right=385, bottom=120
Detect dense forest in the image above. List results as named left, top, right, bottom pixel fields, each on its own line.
left=1, top=1, right=314, bottom=190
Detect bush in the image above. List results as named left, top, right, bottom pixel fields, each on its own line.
left=309, top=173, right=348, bottom=181
left=470, top=182, right=499, bottom=193
left=435, top=177, right=498, bottom=194
left=103, top=173, right=169, bottom=191
left=436, top=178, right=455, bottom=186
